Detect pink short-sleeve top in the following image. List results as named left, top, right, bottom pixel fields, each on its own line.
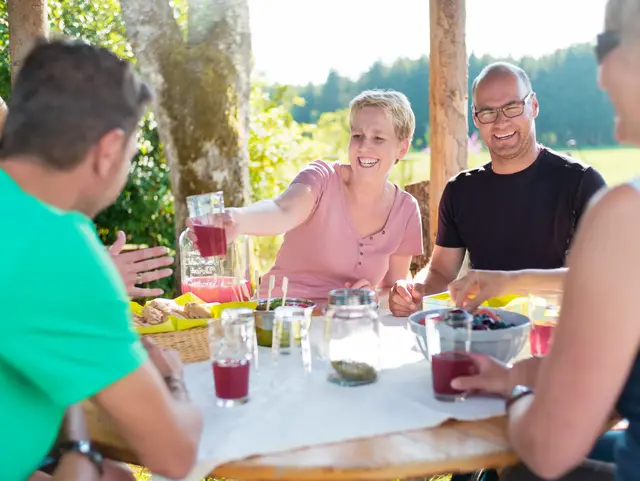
left=260, top=160, right=423, bottom=306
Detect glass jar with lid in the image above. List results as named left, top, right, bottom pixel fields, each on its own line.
left=326, top=291, right=381, bottom=387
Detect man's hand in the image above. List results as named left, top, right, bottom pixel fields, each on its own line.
left=108, top=231, right=174, bottom=298
left=389, top=280, right=424, bottom=317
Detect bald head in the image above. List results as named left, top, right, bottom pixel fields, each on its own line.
left=471, top=62, right=532, bottom=104
left=606, top=0, right=640, bottom=42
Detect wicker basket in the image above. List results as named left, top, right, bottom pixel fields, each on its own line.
left=145, top=327, right=209, bottom=363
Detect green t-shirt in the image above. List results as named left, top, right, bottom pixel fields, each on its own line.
left=0, top=169, right=147, bottom=481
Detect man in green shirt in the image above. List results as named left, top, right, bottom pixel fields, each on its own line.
left=0, top=38, right=203, bottom=481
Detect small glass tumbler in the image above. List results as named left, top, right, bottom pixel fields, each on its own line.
left=186, top=191, right=227, bottom=258
left=425, top=308, right=477, bottom=402
left=209, top=308, right=256, bottom=407
left=528, top=290, right=562, bottom=357
left=272, top=305, right=312, bottom=374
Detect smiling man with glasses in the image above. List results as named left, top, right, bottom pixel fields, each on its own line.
left=389, top=62, right=607, bottom=317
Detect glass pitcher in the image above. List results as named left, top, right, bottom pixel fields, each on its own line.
left=179, top=233, right=252, bottom=303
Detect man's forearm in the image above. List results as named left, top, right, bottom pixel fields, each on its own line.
left=164, top=376, right=203, bottom=458
left=416, top=266, right=452, bottom=296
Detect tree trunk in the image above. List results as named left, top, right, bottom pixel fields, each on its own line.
left=7, top=0, right=48, bottom=84
left=118, top=0, right=252, bottom=285
left=428, top=0, right=468, bottom=248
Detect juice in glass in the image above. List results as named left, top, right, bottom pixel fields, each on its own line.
left=431, top=351, right=477, bottom=397
left=186, top=192, right=227, bottom=258
left=212, top=359, right=250, bottom=400
left=425, top=309, right=476, bottom=402
left=528, top=292, right=561, bottom=357
left=209, top=308, right=256, bottom=407
left=530, top=321, right=556, bottom=356
left=192, top=222, right=227, bottom=258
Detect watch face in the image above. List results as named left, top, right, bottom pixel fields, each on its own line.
left=511, top=385, right=531, bottom=398
left=76, top=440, right=91, bottom=454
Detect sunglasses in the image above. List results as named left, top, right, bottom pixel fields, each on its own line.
left=595, top=30, right=620, bottom=64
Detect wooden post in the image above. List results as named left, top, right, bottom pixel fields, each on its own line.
left=7, top=0, right=48, bottom=84
left=428, top=0, right=468, bottom=251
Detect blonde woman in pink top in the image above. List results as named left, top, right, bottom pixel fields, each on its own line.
left=209, top=90, right=423, bottom=306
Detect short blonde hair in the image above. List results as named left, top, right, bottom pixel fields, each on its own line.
left=349, top=89, right=415, bottom=143
left=605, top=0, right=640, bottom=40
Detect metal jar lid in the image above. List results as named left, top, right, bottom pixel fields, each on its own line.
left=328, top=288, right=377, bottom=307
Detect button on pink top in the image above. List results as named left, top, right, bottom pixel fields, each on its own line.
left=260, top=160, right=423, bottom=306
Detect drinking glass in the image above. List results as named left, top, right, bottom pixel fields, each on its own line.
left=425, top=308, right=477, bottom=402
left=422, top=293, right=455, bottom=312
left=272, top=306, right=312, bottom=375
left=528, top=290, right=562, bottom=356
left=186, top=191, right=227, bottom=258
left=209, top=308, right=256, bottom=407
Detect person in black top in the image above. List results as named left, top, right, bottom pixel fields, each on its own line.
left=389, top=62, right=606, bottom=317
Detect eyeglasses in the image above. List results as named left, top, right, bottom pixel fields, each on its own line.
left=473, top=92, right=533, bottom=125
left=595, top=30, right=620, bottom=64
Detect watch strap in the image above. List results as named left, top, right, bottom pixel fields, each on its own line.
left=505, top=385, right=534, bottom=410
left=58, top=440, right=104, bottom=476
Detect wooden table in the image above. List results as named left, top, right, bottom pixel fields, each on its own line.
left=85, top=401, right=518, bottom=480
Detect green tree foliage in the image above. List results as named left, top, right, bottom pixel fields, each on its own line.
left=292, top=45, right=615, bottom=148
left=0, top=1, right=331, bottom=294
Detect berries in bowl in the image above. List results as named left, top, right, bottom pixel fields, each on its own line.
left=408, top=307, right=530, bottom=363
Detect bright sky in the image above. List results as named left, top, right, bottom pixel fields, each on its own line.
left=249, top=0, right=608, bottom=85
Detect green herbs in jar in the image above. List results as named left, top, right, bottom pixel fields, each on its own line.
left=331, top=360, right=378, bottom=384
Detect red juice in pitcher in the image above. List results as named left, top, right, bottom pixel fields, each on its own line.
left=193, top=222, right=227, bottom=257
left=212, top=359, right=250, bottom=402
left=431, top=351, right=477, bottom=399
left=182, top=276, right=252, bottom=303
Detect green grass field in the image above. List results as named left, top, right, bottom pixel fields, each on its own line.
left=390, top=146, right=640, bottom=188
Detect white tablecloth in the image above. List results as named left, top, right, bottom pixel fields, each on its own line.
left=157, top=312, right=506, bottom=481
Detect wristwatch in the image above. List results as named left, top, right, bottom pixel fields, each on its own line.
left=58, top=440, right=104, bottom=476
left=505, top=385, right=534, bottom=410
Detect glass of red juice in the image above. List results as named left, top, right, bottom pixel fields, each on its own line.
left=186, top=191, right=227, bottom=258
left=425, top=309, right=477, bottom=402
left=528, top=291, right=561, bottom=357
left=209, top=308, right=257, bottom=407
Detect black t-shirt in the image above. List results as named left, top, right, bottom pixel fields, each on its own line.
left=435, top=147, right=607, bottom=271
